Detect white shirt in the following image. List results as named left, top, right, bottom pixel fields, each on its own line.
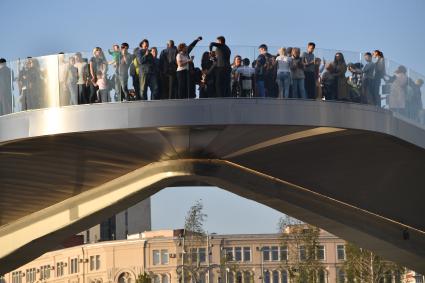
left=176, top=53, right=189, bottom=72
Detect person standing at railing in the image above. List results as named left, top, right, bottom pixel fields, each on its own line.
left=235, top=58, right=255, bottom=98
left=290, top=48, right=306, bottom=99
left=74, top=52, right=89, bottom=104
left=361, top=52, right=375, bottom=105
left=199, top=51, right=216, bottom=98
left=231, top=55, right=242, bottom=97
left=387, top=65, right=407, bottom=114
left=0, top=58, right=13, bottom=115
left=66, top=56, right=78, bottom=105
left=136, top=39, right=158, bottom=100
left=275, top=48, right=292, bottom=99
left=18, top=57, right=43, bottom=110
left=159, top=40, right=178, bottom=99
left=89, top=47, right=108, bottom=103
left=372, top=50, right=386, bottom=106
left=302, top=42, right=316, bottom=99
left=58, top=53, right=70, bottom=106
left=115, top=43, right=132, bottom=101
left=332, top=52, right=349, bottom=101
left=176, top=43, right=193, bottom=99
left=150, top=47, right=161, bottom=100
left=209, top=36, right=231, bottom=97
left=0, top=58, right=13, bottom=116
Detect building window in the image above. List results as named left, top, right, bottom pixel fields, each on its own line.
left=56, top=262, right=65, bottom=277
left=263, top=271, right=270, bottom=283
left=153, top=275, right=160, bottom=283
left=12, top=271, right=22, bottom=283
left=337, top=245, right=346, bottom=260
left=272, top=271, right=279, bottom=283
left=86, top=230, right=90, bottom=243
left=224, top=247, right=233, bottom=261
left=243, top=272, right=252, bottom=283
left=317, top=270, right=326, bottom=283
left=316, top=245, right=325, bottom=260
left=337, top=268, right=345, bottom=283
left=40, top=265, right=51, bottom=280
left=199, top=248, right=206, bottom=263
left=161, top=249, right=169, bottom=265
left=153, top=250, right=160, bottom=265
left=262, top=247, right=270, bottom=261
left=90, top=255, right=101, bottom=270
left=236, top=272, right=242, bottom=283
left=271, top=246, right=279, bottom=261
left=162, top=275, right=169, bottom=283
left=280, top=246, right=288, bottom=261
left=243, top=247, right=251, bottom=262
left=234, top=247, right=242, bottom=261
left=280, top=271, right=288, bottom=283
left=70, top=258, right=79, bottom=274
left=228, top=272, right=234, bottom=283
left=200, top=273, right=206, bottom=283
left=26, top=268, right=36, bottom=283
left=190, top=248, right=198, bottom=263
left=299, top=246, right=306, bottom=261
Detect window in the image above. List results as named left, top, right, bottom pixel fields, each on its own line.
left=263, top=271, right=270, bottom=283
left=337, top=268, right=345, bottom=283
left=224, top=247, right=233, bottom=261
left=316, top=245, right=325, bottom=260
left=272, top=271, right=279, bottom=283
left=190, top=248, right=198, bottom=263
left=280, top=246, right=288, bottom=261
left=234, top=247, right=242, bottom=261
left=162, top=275, right=169, bottom=283
left=56, top=262, right=65, bottom=277
left=70, top=258, right=79, bottom=274
left=26, top=268, right=36, bottom=283
left=228, top=272, right=234, bottom=283
left=299, top=246, right=306, bottom=261
left=271, top=246, right=279, bottom=261
left=153, top=275, right=160, bottom=283
left=262, top=247, right=270, bottom=261
left=12, top=271, right=22, bottom=283
left=317, top=270, right=326, bottom=283
left=40, top=265, right=50, bottom=280
left=153, top=250, right=160, bottom=265
left=280, top=271, right=288, bottom=283
left=86, top=230, right=90, bottom=243
left=160, top=249, right=169, bottom=265
left=337, top=245, right=346, bottom=260
left=243, top=247, right=251, bottom=262
left=90, top=255, right=101, bottom=270
left=199, top=273, right=206, bottom=283
left=236, top=272, right=242, bottom=283
left=199, top=248, right=206, bottom=263
left=243, top=272, right=252, bottom=283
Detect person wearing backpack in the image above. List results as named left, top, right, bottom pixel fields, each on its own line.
left=159, top=40, right=178, bottom=99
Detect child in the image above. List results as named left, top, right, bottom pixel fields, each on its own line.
left=95, top=70, right=109, bottom=103
left=108, top=44, right=121, bottom=66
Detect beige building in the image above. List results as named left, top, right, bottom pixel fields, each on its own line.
left=1, top=228, right=358, bottom=283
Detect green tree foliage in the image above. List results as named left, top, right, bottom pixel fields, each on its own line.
left=344, top=242, right=405, bottom=283
left=136, top=273, right=151, bottom=283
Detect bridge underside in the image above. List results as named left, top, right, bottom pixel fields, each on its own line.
left=1, top=100, right=425, bottom=274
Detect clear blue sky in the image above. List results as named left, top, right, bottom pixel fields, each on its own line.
left=1, top=0, right=424, bottom=233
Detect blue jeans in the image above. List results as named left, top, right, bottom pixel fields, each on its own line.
left=292, top=78, right=306, bottom=99
left=277, top=72, right=290, bottom=99
left=257, top=80, right=265, bottom=97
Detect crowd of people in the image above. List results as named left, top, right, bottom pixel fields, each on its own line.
left=0, top=36, right=424, bottom=122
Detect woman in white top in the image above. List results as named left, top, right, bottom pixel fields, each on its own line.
left=176, top=43, right=193, bottom=99
left=275, top=47, right=292, bottom=99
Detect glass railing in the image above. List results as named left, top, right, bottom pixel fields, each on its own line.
left=0, top=45, right=424, bottom=127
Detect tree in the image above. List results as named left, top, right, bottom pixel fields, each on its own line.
left=178, top=200, right=208, bottom=283
left=136, top=273, right=151, bottom=283
left=344, top=242, right=405, bottom=283
left=278, top=216, right=324, bottom=283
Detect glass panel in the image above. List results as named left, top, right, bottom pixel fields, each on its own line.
left=234, top=247, right=242, bottom=261
left=272, top=271, right=279, bottom=283
left=153, top=250, right=160, bottom=265
left=262, top=246, right=270, bottom=261
left=243, top=247, right=251, bottom=261
left=271, top=246, right=279, bottom=261
left=199, top=247, right=206, bottom=263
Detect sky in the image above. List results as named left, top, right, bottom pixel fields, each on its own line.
left=1, top=0, right=424, bottom=233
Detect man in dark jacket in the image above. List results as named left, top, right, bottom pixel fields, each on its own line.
left=159, top=40, right=178, bottom=99
left=209, top=36, right=231, bottom=97
left=137, top=39, right=158, bottom=100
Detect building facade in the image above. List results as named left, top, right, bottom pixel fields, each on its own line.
left=2, top=228, right=421, bottom=283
